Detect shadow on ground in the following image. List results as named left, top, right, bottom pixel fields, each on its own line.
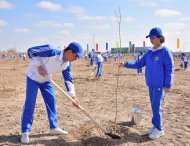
left=0, top=130, right=152, bottom=146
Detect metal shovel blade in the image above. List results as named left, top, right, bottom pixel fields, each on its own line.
left=105, top=133, right=121, bottom=139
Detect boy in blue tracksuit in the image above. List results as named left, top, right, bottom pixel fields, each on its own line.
left=119, top=27, right=174, bottom=139
left=92, top=53, right=104, bottom=79
left=21, top=42, right=84, bottom=144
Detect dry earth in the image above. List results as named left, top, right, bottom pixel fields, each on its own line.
left=0, top=55, right=190, bottom=146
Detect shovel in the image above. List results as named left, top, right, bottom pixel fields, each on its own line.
left=87, top=66, right=97, bottom=80
left=87, top=72, right=94, bottom=80
left=48, top=77, right=121, bottom=139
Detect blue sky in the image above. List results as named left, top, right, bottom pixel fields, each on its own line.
left=0, top=0, right=190, bottom=52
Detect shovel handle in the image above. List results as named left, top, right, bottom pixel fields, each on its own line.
left=49, top=78, right=108, bottom=134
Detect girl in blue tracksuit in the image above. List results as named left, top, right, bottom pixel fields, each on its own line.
left=92, top=53, right=104, bottom=78
left=119, top=27, right=174, bottom=139
left=21, top=42, right=83, bottom=144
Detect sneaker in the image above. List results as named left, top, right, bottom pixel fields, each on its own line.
left=21, top=132, right=29, bottom=144
left=49, top=127, right=68, bottom=135
left=149, top=128, right=164, bottom=139
left=146, top=127, right=155, bottom=135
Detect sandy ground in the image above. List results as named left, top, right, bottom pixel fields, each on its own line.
left=0, top=55, right=190, bottom=146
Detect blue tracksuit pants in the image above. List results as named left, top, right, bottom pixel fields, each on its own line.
left=184, top=62, right=188, bottom=70
left=21, top=77, right=57, bottom=133
left=137, top=68, right=142, bottom=74
left=95, top=62, right=103, bottom=77
left=148, top=87, right=166, bottom=131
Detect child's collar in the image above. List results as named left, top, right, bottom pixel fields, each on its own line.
left=149, top=45, right=163, bottom=52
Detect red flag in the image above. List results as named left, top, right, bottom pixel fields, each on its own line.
left=143, top=41, right=145, bottom=47
left=96, top=43, right=98, bottom=51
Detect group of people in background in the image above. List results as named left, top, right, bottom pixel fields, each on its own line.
left=1, top=53, right=27, bottom=60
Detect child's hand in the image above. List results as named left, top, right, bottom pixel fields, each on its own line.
left=119, top=62, right=124, bottom=68
left=72, top=97, right=80, bottom=108
left=165, top=88, right=171, bottom=93
left=38, top=65, right=47, bottom=77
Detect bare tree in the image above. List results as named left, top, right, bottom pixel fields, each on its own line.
left=114, top=7, right=122, bottom=133
left=2, top=62, right=6, bottom=92
left=92, top=34, right=95, bottom=50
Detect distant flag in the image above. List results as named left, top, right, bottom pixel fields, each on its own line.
left=143, top=41, right=146, bottom=47
left=106, top=42, right=108, bottom=50
left=177, top=38, right=180, bottom=49
left=129, top=41, right=131, bottom=47
left=87, top=44, right=89, bottom=52
left=96, top=43, right=98, bottom=51
left=129, top=41, right=131, bottom=52
left=116, top=41, right=119, bottom=48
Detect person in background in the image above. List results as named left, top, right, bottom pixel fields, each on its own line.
left=22, top=54, right=26, bottom=60
left=21, top=42, right=84, bottom=144
left=183, top=53, right=189, bottom=70
left=119, top=27, right=174, bottom=139
left=114, top=53, right=119, bottom=63
left=132, top=53, right=137, bottom=61
left=136, top=51, right=144, bottom=74
left=88, top=49, right=95, bottom=66
left=85, top=53, right=88, bottom=60
left=92, top=53, right=104, bottom=79
left=180, top=53, right=185, bottom=69
left=2, top=54, right=6, bottom=59
left=102, top=52, right=108, bottom=62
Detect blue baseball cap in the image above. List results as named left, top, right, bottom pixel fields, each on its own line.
left=67, top=42, right=84, bottom=58
left=146, top=27, right=162, bottom=38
